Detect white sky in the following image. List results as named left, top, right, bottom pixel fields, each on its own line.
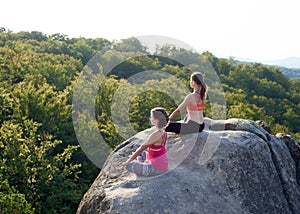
left=1, top=0, right=299, bottom=62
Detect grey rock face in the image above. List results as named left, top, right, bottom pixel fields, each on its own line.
left=276, top=133, right=300, bottom=186
left=77, top=118, right=300, bottom=214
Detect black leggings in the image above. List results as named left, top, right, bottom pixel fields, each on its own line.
left=165, top=120, right=205, bottom=134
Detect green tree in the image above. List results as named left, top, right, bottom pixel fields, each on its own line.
left=0, top=176, right=34, bottom=214
left=113, top=37, right=148, bottom=53
left=0, top=119, right=80, bottom=213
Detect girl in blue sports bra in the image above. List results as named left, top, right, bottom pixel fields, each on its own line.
left=165, top=72, right=207, bottom=134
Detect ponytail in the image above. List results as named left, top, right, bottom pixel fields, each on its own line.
left=191, top=72, right=206, bottom=100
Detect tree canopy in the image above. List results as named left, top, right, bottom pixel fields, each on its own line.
left=0, top=29, right=299, bottom=213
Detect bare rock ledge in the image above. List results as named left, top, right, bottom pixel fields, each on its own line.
left=77, top=118, right=300, bottom=214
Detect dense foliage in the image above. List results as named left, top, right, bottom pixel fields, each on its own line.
left=0, top=28, right=299, bottom=213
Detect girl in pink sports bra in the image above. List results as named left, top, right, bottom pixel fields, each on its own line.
left=165, top=72, right=207, bottom=134
left=117, top=107, right=169, bottom=176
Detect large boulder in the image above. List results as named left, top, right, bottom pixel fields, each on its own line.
left=77, top=118, right=300, bottom=214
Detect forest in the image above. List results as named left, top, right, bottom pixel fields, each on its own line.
left=0, top=28, right=300, bottom=213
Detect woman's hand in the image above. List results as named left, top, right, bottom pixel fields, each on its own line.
left=116, top=139, right=154, bottom=171
left=116, top=159, right=131, bottom=170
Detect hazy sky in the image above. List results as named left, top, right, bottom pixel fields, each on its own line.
left=1, top=0, right=299, bottom=62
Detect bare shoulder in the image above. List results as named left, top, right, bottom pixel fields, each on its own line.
left=185, top=93, right=194, bottom=101
left=149, top=130, right=162, bottom=140
left=141, top=130, right=162, bottom=147
left=188, top=93, right=199, bottom=102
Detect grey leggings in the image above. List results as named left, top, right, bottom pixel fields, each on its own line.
left=126, top=161, right=161, bottom=176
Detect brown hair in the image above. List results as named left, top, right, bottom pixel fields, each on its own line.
left=151, top=107, right=169, bottom=129
left=191, top=72, right=207, bottom=100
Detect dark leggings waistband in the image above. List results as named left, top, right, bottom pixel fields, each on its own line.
left=165, top=120, right=204, bottom=134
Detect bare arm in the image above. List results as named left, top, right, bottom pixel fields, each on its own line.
left=169, top=94, right=191, bottom=121
left=117, top=131, right=161, bottom=169
left=169, top=109, right=180, bottom=121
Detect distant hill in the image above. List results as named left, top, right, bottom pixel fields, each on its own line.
left=234, top=57, right=300, bottom=81
left=262, top=57, right=300, bottom=69
left=279, top=67, right=300, bottom=81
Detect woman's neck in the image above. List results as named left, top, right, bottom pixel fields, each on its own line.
left=193, top=88, right=201, bottom=94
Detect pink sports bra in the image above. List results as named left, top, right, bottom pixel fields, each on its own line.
left=187, top=91, right=205, bottom=111
left=187, top=102, right=204, bottom=111
left=148, top=130, right=167, bottom=156
left=148, top=130, right=168, bottom=172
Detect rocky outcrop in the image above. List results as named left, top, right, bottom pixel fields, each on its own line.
left=77, top=118, right=300, bottom=214
left=276, top=133, right=300, bottom=186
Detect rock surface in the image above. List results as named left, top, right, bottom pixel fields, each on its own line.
left=276, top=133, right=300, bottom=186
left=77, top=118, right=300, bottom=214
